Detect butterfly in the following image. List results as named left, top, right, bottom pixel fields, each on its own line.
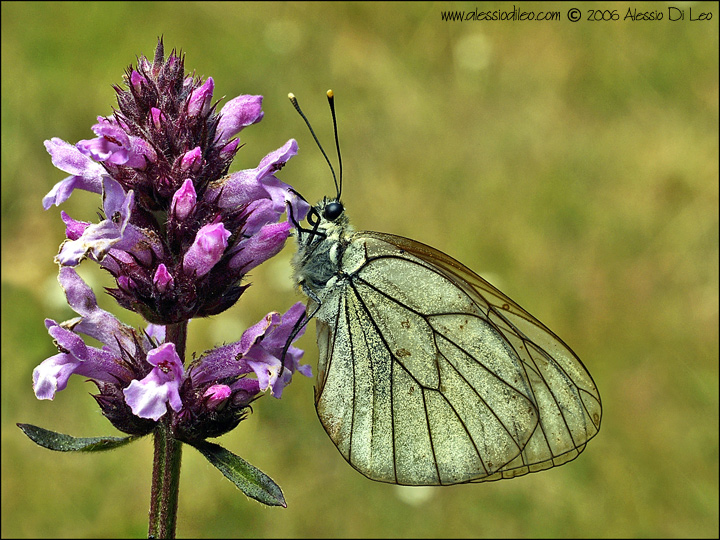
left=285, top=91, right=602, bottom=486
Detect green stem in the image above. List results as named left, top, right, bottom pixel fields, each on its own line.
left=148, top=321, right=187, bottom=539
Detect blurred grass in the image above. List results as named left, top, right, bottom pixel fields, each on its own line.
left=2, top=1, right=718, bottom=538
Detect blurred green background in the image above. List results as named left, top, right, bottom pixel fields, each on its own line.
left=2, top=1, right=717, bottom=538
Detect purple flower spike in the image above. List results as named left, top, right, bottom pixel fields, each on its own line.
left=35, top=40, right=310, bottom=449
left=43, top=41, right=306, bottom=324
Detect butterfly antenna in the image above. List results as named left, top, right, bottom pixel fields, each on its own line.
left=288, top=92, right=340, bottom=200
left=327, top=89, right=343, bottom=200
left=287, top=187, right=309, bottom=228
left=279, top=302, right=321, bottom=378
left=279, top=308, right=307, bottom=378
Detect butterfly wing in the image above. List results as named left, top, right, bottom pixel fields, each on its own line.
left=312, top=231, right=602, bottom=485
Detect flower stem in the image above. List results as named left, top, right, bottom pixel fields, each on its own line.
left=148, top=322, right=187, bottom=539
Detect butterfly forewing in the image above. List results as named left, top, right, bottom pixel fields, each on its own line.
left=310, top=230, right=601, bottom=485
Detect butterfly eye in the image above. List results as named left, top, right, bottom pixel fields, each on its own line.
left=323, top=201, right=344, bottom=221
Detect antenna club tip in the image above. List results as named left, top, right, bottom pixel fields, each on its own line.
left=327, top=89, right=334, bottom=98
left=288, top=92, right=296, bottom=99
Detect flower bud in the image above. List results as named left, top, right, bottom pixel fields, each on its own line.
left=183, top=223, right=231, bottom=277
left=187, top=77, right=214, bottom=117
left=171, top=179, right=197, bottom=221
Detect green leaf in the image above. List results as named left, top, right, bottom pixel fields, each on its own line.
left=17, top=423, right=140, bottom=451
left=190, top=440, right=286, bottom=507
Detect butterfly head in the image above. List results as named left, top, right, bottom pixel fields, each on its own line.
left=321, top=199, right=344, bottom=222
left=302, top=197, right=351, bottom=240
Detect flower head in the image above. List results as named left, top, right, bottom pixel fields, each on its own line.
left=33, top=268, right=311, bottom=438
left=34, top=39, right=313, bottom=440
left=27, top=38, right=312, bottom=516
left=43, top=39, right=309, bottom=324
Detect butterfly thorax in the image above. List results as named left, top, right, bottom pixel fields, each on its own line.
left=292, top=198, right=354, bottom=301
